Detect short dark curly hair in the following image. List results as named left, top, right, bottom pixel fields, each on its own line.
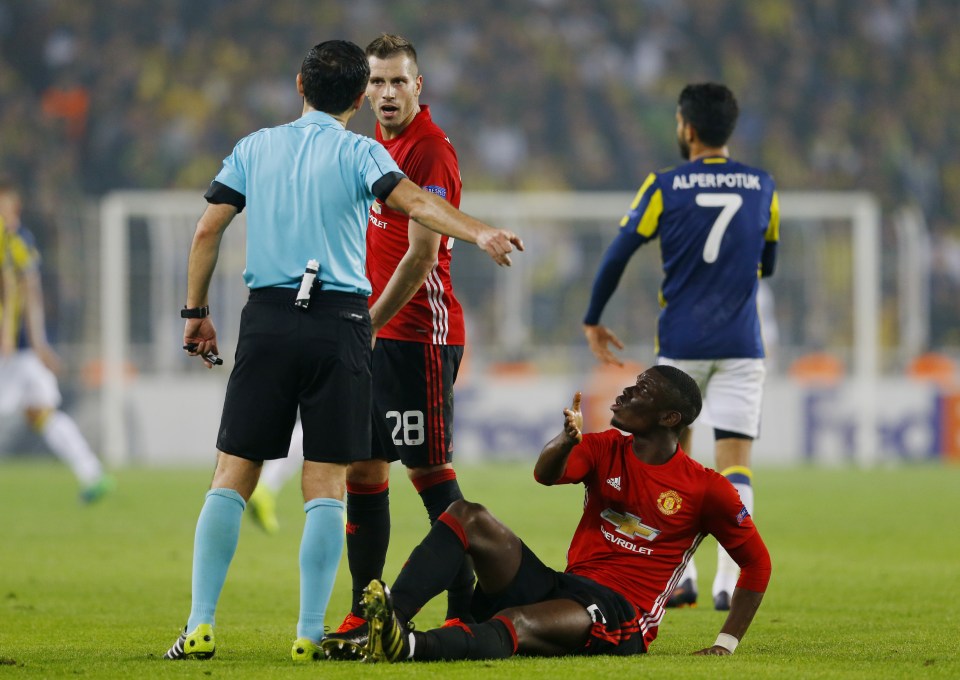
left=678, top=83, right=739, bottom=148
left=649, top=365, right=702, bottom=430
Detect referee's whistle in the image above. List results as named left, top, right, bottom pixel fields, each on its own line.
left=295, top=259, right=320, bottom=309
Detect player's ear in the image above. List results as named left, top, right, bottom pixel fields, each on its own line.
left=659, top=410, right=682, bottom=429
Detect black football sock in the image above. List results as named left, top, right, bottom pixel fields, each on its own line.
left=413, top=470, right=476, bottom=621
left=412, top=617, right=517, bottom=661
left=345, top=481, right=390, bottom=616
left=391, top=513, right=469, bottom=620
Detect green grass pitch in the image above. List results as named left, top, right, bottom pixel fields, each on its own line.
left=1, top=460, right=958, bottom=678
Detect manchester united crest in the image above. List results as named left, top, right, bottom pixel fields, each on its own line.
left=657, top=490, right=682, bottom=515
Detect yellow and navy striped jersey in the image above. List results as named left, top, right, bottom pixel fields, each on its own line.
left=0, top=225, right=41, bottom=348
left=584, top=156, right=778, bottom=359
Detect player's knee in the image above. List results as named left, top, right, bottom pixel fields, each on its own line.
left=493, top=607, right=542, bottom=652
left=496, top=607, right=528, bottom=635
left=446, top=499, right=493, bottom=534
left=347, top=458, right=389, bottom=485
left=25, top=407, right=53, bottom=431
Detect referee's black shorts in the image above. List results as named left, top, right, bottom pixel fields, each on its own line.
left=216, top=287, right=372, bottom=464
left=470, top=542, right=646, bottom=656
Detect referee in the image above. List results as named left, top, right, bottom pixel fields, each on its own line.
left=164, top=39, right=523, bottom=663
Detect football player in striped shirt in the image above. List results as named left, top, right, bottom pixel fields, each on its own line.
left=0, top=177, right=113, bottom=504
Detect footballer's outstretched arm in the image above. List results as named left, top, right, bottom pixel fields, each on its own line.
left=383, top=177, right=523, bottom=266
left=693, top=532, right=771, bottom=656
left=582, top=229, right=648, bottom=366
left=534, top=391, right=583, bottom=485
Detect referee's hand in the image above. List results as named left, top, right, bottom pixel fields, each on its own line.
left=184, top=318, right=221, bottom=369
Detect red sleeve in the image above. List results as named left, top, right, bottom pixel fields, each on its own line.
left=700, top=474, right=771, bottom=592
left=728, top=532, right=772, bottom=592
left=404, top=135, right=459, bottom=201
left=553, top=432, right=609, bottom=485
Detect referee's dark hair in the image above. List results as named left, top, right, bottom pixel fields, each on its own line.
left=678, top=83, right=739, bottom=148
left=301, top=40, right=370, bottom=114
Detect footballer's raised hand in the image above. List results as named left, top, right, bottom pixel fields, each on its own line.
left=583, top=324, right=625, bottom=367
left=563, top=391, right=583, bottom=443
left=476, top=228, right=524, bottom=267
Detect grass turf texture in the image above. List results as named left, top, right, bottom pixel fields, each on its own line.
left=1, top=460, right=958, bottom=678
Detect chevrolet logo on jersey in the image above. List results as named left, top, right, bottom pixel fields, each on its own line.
left=601, top=508, right=661, bottom=542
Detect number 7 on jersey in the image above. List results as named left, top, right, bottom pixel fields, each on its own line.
left=696, top=193, right=743, bottom=263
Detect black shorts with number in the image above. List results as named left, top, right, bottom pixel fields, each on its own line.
left=470, top=542, right=646, bottom=656
left=371, top=338, right=463, bottom=467
left=217, top=287, right=372, bottom=463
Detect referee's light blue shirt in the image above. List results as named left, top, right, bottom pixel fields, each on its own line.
left=213, top=110, right=403, bottom=294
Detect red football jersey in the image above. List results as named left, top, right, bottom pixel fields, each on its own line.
left=367, top=105, right=465, bottom=345
left=556, top=430, right=760, bottom=648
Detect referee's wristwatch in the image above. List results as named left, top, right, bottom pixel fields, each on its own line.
left=180, top=305, right=210, bottom=319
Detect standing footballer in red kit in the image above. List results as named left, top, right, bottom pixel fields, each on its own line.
left=327, top=33, right=474, bottom=645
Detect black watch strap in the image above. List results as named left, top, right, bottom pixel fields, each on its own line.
left=180, top=305, right=210, bottom=319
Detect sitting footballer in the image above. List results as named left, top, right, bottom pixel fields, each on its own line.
left=323, top=364, right=772, bottom=662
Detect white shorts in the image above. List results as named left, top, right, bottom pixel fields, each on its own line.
left=0, top=350, right=62, bottom=415
left=657, top=357, right=765, bottom=438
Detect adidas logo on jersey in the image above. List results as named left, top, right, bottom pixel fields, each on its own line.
left=606, top=476, right=622, bottom=491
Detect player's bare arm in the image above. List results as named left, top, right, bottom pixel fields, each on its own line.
left=583, top=324, right=625, bottom=367
left=22, top=267, right=61, bottom=373
left=183, top=202, right=235, bottom=368
left=692, top=587, right=765, bottom=656
left=368, top=219, right=440, bottom=336
left=0, top=257, right=18, bottom=355
left=534, top=391, right=582, bottom=485
left=692, top=528, right=770, bottom=655
left=384, top=177, right=523, bottom=266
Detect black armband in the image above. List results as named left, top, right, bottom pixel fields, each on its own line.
left=204, top=181, right=246, bottom=212
left=372, top=171, right=406, bottom=202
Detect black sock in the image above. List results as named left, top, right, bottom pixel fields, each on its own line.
left=414, top=472, right=476, bottom=621
left=392, top=515, right=468, bottom=620
left=413, top=618, right=516, bottom=661
left=345, top=483, right=390, bottom=616
left=416, top=473, right=463, bottom=524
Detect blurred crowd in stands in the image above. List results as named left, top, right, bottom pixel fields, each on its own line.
left=2, top=0, right=959, bottom=347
